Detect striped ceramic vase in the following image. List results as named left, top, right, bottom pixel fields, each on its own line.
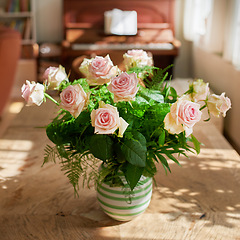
left=97, top=175, right=152, bottom=221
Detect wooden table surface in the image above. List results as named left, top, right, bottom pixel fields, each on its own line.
left=0, top=80, right=240, bottom=240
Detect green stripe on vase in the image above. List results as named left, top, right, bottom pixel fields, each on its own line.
left=97, top=186, right=152, bottom=202
left=97, top=176, right=153, bottom=221
left=99, top=179, right=152, bottom=195
left=97, top=196, right=151, bottom=210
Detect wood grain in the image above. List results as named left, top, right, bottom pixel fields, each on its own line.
left=0, top=79, right=239, bottom=240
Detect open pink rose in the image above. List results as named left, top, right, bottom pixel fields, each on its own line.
left=123, top=49, right=153, bottom=71
left=79, top=55, right=119, bottom=85
left=21, top=80, right=45, bottom=106
left=43, top=65, right=68, bottom=90
left=91, top=101, right=128, bottom=137
left=107, top=72, right=139, bottom=102
left=207, top=92, right=231, bottom=117
left=164, top=95, right=202, bottom=136
left=60, top=84, right=89, bottom=118
left=190, top=79, right=210, bottom=102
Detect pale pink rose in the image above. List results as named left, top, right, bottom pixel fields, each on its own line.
left=107, top=72, right=139, bottom=102
left=21, top=80, right=45, bottom=106
left=79, top=55, right=119, bottom=85
left=207, top=92, right=231, bottom=117
left=91, top=101, right=128, bottom=137
left=43, top=65, right=68, bottom=90
left=164, top=95, right=202, bottom=136
left=123, top=49, right=153, bottom=71
left=60, top=84, right=89, bottom=118
left=190, top=79, right=210, bottom=102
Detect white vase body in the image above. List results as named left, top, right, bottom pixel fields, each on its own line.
left=97, top=175, right=152, bottom=221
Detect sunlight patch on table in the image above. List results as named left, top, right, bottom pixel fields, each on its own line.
left=8, top=101, right=24, bottom=114
left=0, top=139, right=33, bottom=180
left=0, top=139, right=33, bottom=151
left=189, top=148, right=240, bottom=161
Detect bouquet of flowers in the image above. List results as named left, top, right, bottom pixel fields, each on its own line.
left=21, top=50, right=231, bottom=195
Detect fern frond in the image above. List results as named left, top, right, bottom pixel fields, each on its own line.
left=42, top=144, right=58, bottom=166
left=80, top=154, right=100, bottom=189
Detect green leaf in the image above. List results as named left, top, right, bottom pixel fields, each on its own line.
left=158, top=130, right=165, bottom=146
left=139, top=87, right=164, bottom=103
left=191, top=134, right=201, bottom=154
left=155, top=152, right=171, bottom=173
left=164, top=86, right=178, bottom=103
left=89, top=135, right=114, bottom=161
left=143, top=155, right=157, bottom=177
left=123, top=163, right=144, bottom=190
left=132, top=131, right=147, bottom=148
left=121, top=132, right=147, bottom=167
left=75, top=110, right=91, bottom=126
left=114, top=143, right=126, bottom=163
left=165, top=152, right=181, bottom=166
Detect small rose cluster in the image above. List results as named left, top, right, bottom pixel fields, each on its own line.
left=21, top=66, right=69, bottom=106
left=164, top=79, right=231, bottom=136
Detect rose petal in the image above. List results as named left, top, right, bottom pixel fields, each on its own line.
left=164, top=112, right=184, bottom=135
left=118, top=117, right=129, bottom=137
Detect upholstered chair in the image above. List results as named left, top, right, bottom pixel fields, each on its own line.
left=0, top=26, right=21, bottom=117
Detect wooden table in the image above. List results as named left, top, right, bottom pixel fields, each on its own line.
left=0, top=80, right=240, bottom=239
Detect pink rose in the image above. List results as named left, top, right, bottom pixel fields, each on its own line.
left=91, top=101, right=128, bottom=137
left=60, top=84, right=89, bottom=118
left=123, top=49, right=153, bottom=71
left=164, top=95, right=202, bottom=136
left=79, top=55, right=119, bottom=85
left=21, top=80, right=45, bottom=106
left=43, top=65, right=68, bottom=90
left=190, top=79, right=210, bottom=102
left=107, top=72, right=139, bottom=102
left=207, top=92, right=231, bottom=117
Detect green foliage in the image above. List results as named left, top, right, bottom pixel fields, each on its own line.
left=128, top=64, right=173, bottom=91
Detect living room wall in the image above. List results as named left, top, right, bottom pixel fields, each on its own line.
left=35, top=0, right=63, bottom=43
left=193, top=46, right=240, bottom=152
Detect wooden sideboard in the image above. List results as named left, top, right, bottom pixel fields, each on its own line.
left=61, top=0, right=180, bottom=78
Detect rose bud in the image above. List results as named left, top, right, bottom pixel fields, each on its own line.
left=21, top=80, right=45, bottom=106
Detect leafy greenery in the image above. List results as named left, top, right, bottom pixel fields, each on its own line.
left=43, top=65, right=201, bottom=193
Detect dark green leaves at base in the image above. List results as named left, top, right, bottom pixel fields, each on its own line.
left=121, top=131, right=147, bottom=167
left=123, top=163, right=144, bottom=190
left=89, top=135, right=114, bottom=161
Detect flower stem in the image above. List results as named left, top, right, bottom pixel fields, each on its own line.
left=199, top=104, right=207, bottom=111
left=44, top=93, right=59, bottom=106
